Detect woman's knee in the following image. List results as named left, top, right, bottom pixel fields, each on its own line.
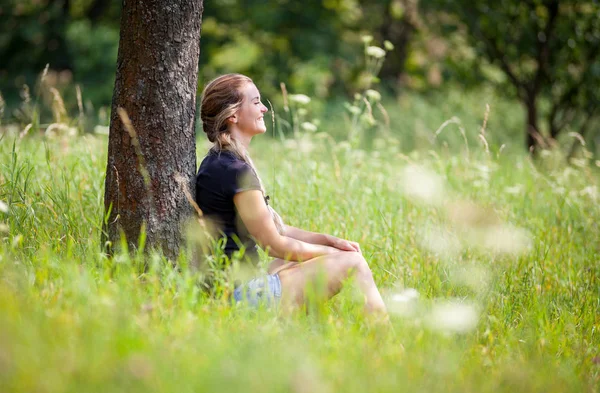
left=339, top=252, right=372, bottom=277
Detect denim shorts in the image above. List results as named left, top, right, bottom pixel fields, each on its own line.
left=233, top=273, right=282, bottom=307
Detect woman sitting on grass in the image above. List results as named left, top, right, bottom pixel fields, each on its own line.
left=195, top=73, right=387, bottom=316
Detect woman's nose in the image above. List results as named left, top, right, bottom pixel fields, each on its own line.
left=261, top=104, right=268, bottom=113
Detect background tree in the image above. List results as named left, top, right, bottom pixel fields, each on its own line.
left=102, top=0, right=203, bottom=258
left=423, top=0, right=600, bottom=152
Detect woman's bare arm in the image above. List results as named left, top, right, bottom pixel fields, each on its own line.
left=234, top=190, right=339, bottom=261
left=285, top=225, right=360, bottom=253
left=284, top=225, right=330, bottom=246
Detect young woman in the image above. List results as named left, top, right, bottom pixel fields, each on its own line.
left=195, top=74, right=387, bottom=315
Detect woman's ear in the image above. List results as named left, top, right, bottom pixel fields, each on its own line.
left=228, top=114, right=238, bottom=124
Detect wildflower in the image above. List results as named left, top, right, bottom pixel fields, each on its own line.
left=387, top=288, right=420, bottom=317
left=361, top=35, right=373, bottom=44
left=365, top=89, right=381, bottom=102
left=398, top=165, right=445, bottom=205
left=482, top=225, right=532, bottom=255
left=301, top=122, right=317, bottom=132
left=0, top=200, right=7, bottom=213
left=426, top=300, right=479, bottom=334
left=384, top=40, right=394, bottom=51
left=289, top=94, right=311, bottom=105
left=366, top=46, right=386, bottom=59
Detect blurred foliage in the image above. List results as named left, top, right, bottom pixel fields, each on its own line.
left=0, top=0, right=421, bottom=112
left=0, top=0, right=599, bottom=154
left=421, top=0, right=600, bottom=151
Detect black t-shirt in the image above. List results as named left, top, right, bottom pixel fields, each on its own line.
left=195, top=149, right=263, bottom=260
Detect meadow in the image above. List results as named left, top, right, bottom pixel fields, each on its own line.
left=0, top=91, right=599, bottom=392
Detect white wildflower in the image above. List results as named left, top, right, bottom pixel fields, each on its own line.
left=387, top=288, right=420, bottom=317
left=365, top=89, right=381, bottom=102
left=481, top=225, right=532, bottom=255
left=0, top=200, right=8, bottom=213
left=426, top=300, right=479, bottom=334
left=398, top=165, right=445, bottom=205
left=504, top=184, right=523, bottom=195
left=580, top=186, right=598, bottom=201
left=384, top=40, right=394, bottom=51
left=366, top=46, right=386, bottom=59
left=361, top=35, right=373, bottom=44
left=301, top=122, right=317, bottom=132
left=289, top=94, right=311, bottom=105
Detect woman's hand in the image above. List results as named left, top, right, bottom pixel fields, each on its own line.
left=327, top=236, right=361, bottom=253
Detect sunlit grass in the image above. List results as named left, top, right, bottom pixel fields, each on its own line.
left=0, top=121, right=599, bottom=392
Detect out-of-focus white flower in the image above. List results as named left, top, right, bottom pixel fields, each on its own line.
left=420, top=226, right=461, bottom=255
left=289, top=94, right=311, bottom=105
left=0, top=200, right=8, bottom=213
left=387, top=288, right=420, bottom=317
left=0, top=223, right=8, bottom=233
left=426, top=300, right=479, bottom=334
left=504, top=185, right=523, bottom=195
left=366, top=46, right=386, bottom=59
left=365, top=89, right=381, bottom=102
left=384, top=40, right=394, bottom=51
left=398, top=165, right=445, bottom=205
left=481, top=225, right=532, bottom=255
left=580, top=186, right=598, bottom=201
left=361, top=35, right=373, bottom=44
left=301, top=122, right=317, bottom=132
left=391, top=288, right=419, bottom=302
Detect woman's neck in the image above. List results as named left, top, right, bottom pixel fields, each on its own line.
left=229, top=127, right=252, bottom=150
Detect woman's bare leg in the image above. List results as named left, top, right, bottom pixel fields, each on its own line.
left=276, top=251, right=387, bottom=314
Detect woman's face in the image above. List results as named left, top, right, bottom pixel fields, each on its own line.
left=234, top=82, right=268, bottom=136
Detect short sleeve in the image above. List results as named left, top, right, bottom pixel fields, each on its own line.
left=222, top=159, right=262, bottom=197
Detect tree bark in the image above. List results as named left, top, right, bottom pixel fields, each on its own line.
left=103, top=0, right=203, bottom=259
left=525, top=96, right=540, bottom=152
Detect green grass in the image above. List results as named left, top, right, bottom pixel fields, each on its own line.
left=0, top=109, right=599, bottom=392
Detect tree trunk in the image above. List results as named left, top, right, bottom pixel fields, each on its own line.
left=525, top=96, right=540, bottom=152
left=103, top=0, right=203, bottom=259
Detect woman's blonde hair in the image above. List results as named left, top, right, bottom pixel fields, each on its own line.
left=200, top=74, right=285, bottom=235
